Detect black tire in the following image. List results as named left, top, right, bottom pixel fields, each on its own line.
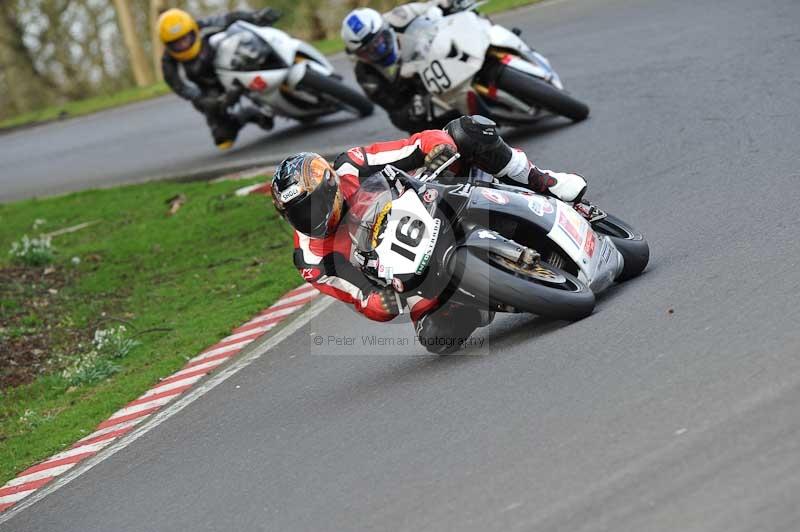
left=298, top=68, right=374, bottom=117
left=451, top=248, right=595, bottom=321
left=592, top=214, right=649, bottom=281
left=496, top=65, right=590, bottom=121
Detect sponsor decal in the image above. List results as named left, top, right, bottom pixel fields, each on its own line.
left=301, top=268, right=320, bottom=280
left=558, top=211, right=583, bottom=248
left=249, top=75, right=268, bottom=91
left=416, top=218, right=441, bottom=274
left=583, top=231, right=597, bottom=258
left=480, top=188, right=509, bottom=205
left=371, top=202, right=393, bottom=247
left=392, top=277, right=405, bottom=293
left=347, top=147, right=365, bottom=165
left=527, top=195, right=553, bottom=217
left=422, top=188, right=438, bottom=203
left=601, top=239, right=612, bottom=263
left=280, top=184, right=303, bottom=204
left=477, top=230, right=498, bottom=240
left=346, top=13, right=364, bottom=34
left=378, top=261, right=394, bottom=279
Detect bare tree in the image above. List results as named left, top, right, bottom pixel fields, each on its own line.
left=149, top=0, right=166, bottom=80
left=112, top=0, right=155, bottom=86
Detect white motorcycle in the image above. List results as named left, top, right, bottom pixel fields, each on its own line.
left=400, top=9, right=589, bottom=127
left=211, top=21, right=373, bottom=123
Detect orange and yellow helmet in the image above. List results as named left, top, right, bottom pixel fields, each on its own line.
left=158, top=8, right=201, bottom=62
left=272, top=153, right=344, bottom=238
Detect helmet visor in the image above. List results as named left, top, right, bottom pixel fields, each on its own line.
left=355, top=27, right=397, bottom=66
left=285, top=178, right=341, bottom=238
left=167, top=32, right=197, bottom=54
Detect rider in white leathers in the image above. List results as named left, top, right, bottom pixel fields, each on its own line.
left=341, top=1, right=473, bottom=132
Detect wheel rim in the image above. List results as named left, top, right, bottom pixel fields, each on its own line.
left=487, top=254, right=584, bottom=292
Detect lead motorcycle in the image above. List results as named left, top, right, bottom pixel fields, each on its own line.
left=211, top=21, right=373, bottom=124
left=399, top=6, right=589, bottom=127
left=347, top=156, right=648, bottom=326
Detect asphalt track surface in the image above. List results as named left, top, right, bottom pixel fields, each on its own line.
left=4, top=0, right=800, bottom=530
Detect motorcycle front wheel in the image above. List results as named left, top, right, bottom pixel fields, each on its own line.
left=496, top=66, right=590, bottom=122
left=451, top=248, right=595, bottom=321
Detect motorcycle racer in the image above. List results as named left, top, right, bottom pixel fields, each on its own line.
left=271, top=115, right=588, bottom=353
left=157, top=7, right=281, bottom=150
left=341, top=2, right=474, bottom=133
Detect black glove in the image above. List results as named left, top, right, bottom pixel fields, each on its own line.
left=358, top=288, right=401, bottom=321
left=254, top=7, right=281, bottom=26
left=194, top=95, right=225, bottom=115
left=424, top=143, right=458, bottom=176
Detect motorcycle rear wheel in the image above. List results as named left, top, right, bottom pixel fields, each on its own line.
left=451, top=248, right=595, bottom=321
left=496, top=66, right=590, bottom=122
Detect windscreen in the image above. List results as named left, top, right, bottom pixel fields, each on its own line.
left=225, top=26, right=282, bottom=71
left=346, top=174, right=394, bottom=253
left=400, top=16, right=440, bottom=63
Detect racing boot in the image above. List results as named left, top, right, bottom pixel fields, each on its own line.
left=233, top=99, right=274, bottom=131
left=525, top=165, right=587, bottom=203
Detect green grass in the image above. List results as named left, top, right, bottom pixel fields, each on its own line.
left=0, top=177, right=299, bottom=483
left=0, top=83, right=172, bottom=131
left=480, top=0, right=543, bottom=15
left=0, top=0, right=541, bottom=131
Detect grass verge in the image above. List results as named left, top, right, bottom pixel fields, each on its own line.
left=0, top=177, right=298, bottom=484
left=0, top=0, right=542, bottom=132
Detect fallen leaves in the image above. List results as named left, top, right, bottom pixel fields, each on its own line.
left=166, top=194, right=187, bottom=216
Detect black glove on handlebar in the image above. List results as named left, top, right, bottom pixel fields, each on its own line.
left=424, top=143, right=458, bottom=176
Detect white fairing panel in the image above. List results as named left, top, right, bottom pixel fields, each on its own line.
left=213, top=21, right=343, bottom=119
left=488, top=24, right=532, bottom=56
left=375, top=191, right=440, bottom=279
left=400, top=11, right=491, bottom=97
left=236, top=21, right=299, bottom=66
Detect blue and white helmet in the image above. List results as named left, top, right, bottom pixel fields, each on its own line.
left=341, top=8, right=399, bottom=67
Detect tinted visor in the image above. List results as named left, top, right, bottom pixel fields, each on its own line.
left=355, top=27, right=397, bottom=65
left=285, top=180, right=340, bottom=238
left=167, top=32, right=197, bottom=53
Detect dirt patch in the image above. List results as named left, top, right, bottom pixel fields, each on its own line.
left=0, top=266, right=86, bottom=388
